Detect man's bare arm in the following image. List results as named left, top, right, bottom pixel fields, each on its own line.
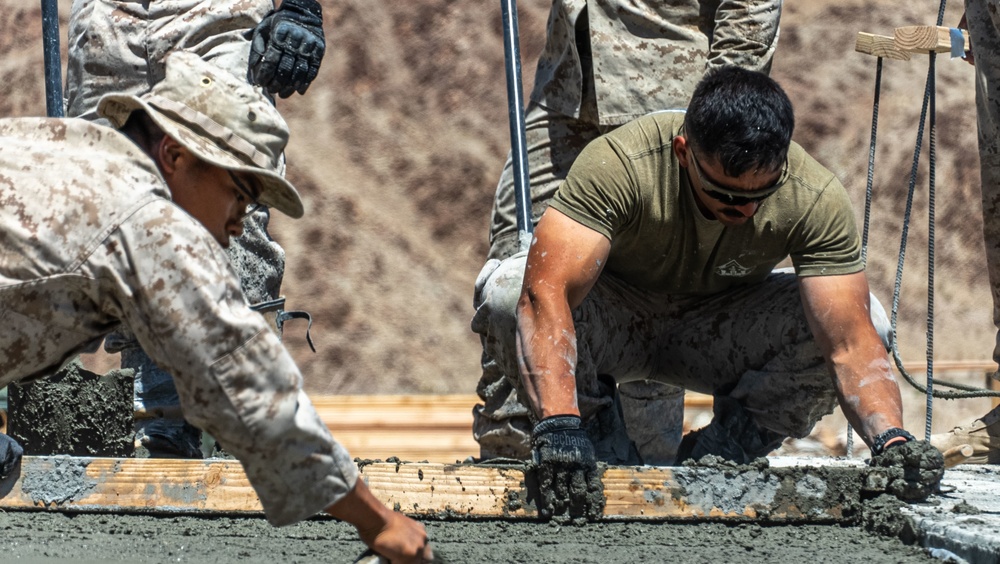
left=798, top=271, right=905, bottom=447
left=516, top=208, right=611, bottom=420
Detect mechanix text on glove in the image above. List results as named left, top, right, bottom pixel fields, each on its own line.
left=531, top=415, right=605, bottom=520
left=248, top=0, right=326, bottom=98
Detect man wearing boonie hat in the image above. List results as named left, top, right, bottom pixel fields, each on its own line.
left=61, top=0, right=326, bottom=459
left=0, top=51, right=432, bottom=562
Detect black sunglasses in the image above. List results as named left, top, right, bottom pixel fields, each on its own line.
left=689, top=150, right=788, bottom=207
left=230, top=172, right=264, bottom=219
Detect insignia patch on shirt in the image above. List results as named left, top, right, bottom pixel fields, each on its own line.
left=716, top=260, right=752, bottom=277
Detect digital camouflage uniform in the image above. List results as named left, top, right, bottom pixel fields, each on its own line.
left=65, top=0, right=283, bottom=456
left=475, top=111, right=893, bottom=462
left=924, top=0, right=1000, bottom=461
left=966, top=0, right=1000, bottom=369
left=0, top=116, right=356, bottom=527
left=475, top=0, right=783, bottom=462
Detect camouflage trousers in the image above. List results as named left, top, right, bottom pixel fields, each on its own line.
left=65, top=0, right=282, bottom=457
left=487, top=102, right=613, bottom=261
left=966, top=0, right=1000, bottom=369
left=472, top=254, right=893, bottom=463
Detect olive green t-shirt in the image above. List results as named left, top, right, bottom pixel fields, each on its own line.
left=549, top=110, right=863, bottom=296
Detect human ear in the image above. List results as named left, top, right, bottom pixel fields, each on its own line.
left=155, top=136, right=186, bottom=177
left=673, top=135, right=690, bottom=168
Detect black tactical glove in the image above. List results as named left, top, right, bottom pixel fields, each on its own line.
left=247, top=0, right=325, bottom=98
left=0, top=432, right=23, bottom=481
left=531, top=415, right=605, bottom=520
left=869, top=433, right=944, bottom=502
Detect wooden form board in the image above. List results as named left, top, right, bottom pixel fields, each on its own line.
left=0, top=456, right=876, bottom=522
left=856, top=25, right=970, bottom=59
left=307, top=393, right=711, bottom=462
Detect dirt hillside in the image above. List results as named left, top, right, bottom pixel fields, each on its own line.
left=0, top=0, right=991, bottom=398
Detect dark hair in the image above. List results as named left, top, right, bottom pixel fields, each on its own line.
left=118, top=110, right=166, bottom=155
left=684, top=66, right=794, bottom=177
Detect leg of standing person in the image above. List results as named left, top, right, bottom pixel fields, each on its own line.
left=65, top=0, right=284, bottom=457
left=930, top=0, right=1000, bottom=462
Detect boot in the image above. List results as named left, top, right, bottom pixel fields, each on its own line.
left=930, top=405, right=1000, bottom=464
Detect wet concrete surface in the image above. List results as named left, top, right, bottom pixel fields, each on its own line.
left=7, top=360, right=133, bottom=457
left=904, top=465, right=1000, bottom=563
left=0, top=511, right=941, bottom=563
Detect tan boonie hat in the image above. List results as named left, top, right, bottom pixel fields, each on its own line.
left=97, top=50, right=304, bottom=219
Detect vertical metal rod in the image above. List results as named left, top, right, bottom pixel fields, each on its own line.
left=41, top=0, right=64, bottom=118
left=500, top=0, right=533, bottom=252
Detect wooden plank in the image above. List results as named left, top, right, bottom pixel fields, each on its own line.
left=0, top=457, right=258, bottom=514
left=855, top=32, right=910, bottom=61
left=894, top=25, right=969, bottom=54
left=0, top=457, right=867, bottom=522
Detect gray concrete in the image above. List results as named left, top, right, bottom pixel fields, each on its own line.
left=772, top=457, right=1000, bottom=564
left=903, top=465, right=1000, bottom=564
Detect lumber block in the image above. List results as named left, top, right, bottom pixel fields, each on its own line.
left=855, top=32, right=910, bottom=61
left=0, top=456, right=873, bottom=522
left=894, top=25, right=969, bottom=54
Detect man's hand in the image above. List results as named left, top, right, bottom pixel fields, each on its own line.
left=358, top=510, right=433, bottom=564
left=0, top=432, right=23, bottom=480
left=247, top=0, right=325, bottom=98
left=870, top=438, right=944, bottom=502
left=326, top=479, right=432, bottom=563
left=531, top=415, right=605, bottom=520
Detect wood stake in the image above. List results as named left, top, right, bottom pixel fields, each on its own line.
left=894, top=25, right=969, bottom=54
left=855, top=32, right=910, bottom=61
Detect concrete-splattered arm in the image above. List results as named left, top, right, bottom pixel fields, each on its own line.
left=517, top=207, right=611, bottom=520
left=797, top=271, right=905, bottom=446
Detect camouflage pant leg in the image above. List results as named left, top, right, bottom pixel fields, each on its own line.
left=617, top=380, right=684, bottom=465
left=66, top=0, right=270, bottom=122
left=471, top=255, right=532, bottom=459
left=475, top=103, right=602, bottom=458
left=66, top=0, right=281, bottom=456
left=966, top=0, right=1000, bottom=367
left=471, top=255, right=640, bottom=464
left=602, top=271, right=888, bottom=441
left=486, top=102, right=606, bottom=261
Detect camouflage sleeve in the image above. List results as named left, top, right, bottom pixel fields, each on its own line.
left=708, top=0, right=782, bottom=74
left=111, top=201, right=357, bottom=526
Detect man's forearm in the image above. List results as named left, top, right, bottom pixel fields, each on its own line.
left=516, top=293, right=581, bottom=419
left=325, top=480, right=391, bottom=532
left=829, top=345, right=905, bottom=447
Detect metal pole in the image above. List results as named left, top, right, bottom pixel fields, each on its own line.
left=500, top=0, right=533, bottom=252
left=41, top=0, right=64, bottom=118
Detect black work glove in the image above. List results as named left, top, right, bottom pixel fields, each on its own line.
left=247, top=0, right=325, bottom=98
left=870, top=438, right=944, bottom=502
left=0, top=432, right=23, bottom=481
left=531, top=415, right=605, bottom=520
